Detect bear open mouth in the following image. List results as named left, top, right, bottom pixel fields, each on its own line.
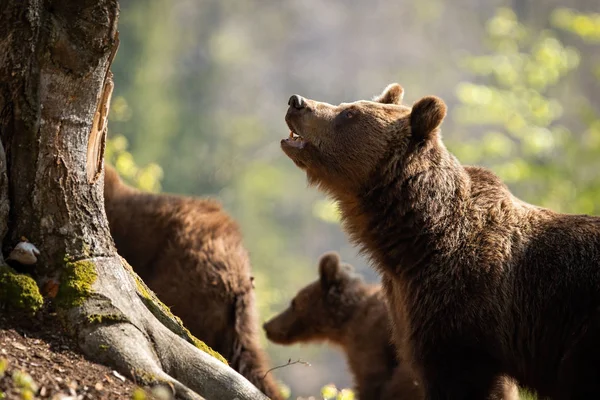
left=283, top=130, right=307, bottom=149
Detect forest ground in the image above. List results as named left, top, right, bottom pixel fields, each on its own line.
left=0, top=304, right=144, bottom=400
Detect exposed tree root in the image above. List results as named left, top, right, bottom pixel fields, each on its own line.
left=65, top=256, right=268, bottom=400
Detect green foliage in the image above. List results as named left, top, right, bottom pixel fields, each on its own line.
left=449, top=7, right=600, bottom=215
left=105, top=134, right=163, bottom=192
left=131, top=387, right=148, bottom=400
left=12, top=370, right=37, bottom=400
left=551, top=8, right=600, bottom=43
left=320, top=384, right=354, bottom=400
left=0, top=266, right=43, bottom=314
left=0, top=359, right=7, bottom=378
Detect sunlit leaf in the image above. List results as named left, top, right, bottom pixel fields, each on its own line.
left=337, top=388, right=355, bottom=400
left=321, top=384, right=338, bottom=400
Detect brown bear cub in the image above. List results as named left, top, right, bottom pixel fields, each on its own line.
left=103, top=165, right=281, bottom=399
left=281, top=84, right=600, bottom=399
left=264, top=251, right=421, bottom=400
left=264, top=252, right=519, bottom=400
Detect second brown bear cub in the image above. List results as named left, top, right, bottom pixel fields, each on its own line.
left=103, top=165, right=281, bottom=399
left=264, top=252, right=518, bottom=400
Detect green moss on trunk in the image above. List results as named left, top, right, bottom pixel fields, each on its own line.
left=87, top=313, right=127, bottom=325
left=55, top=260, right=97, bottom=309
left=121, top=258, right=228, bottom=364
left=0, top=266, right=43, bottom=314
left=189, top=336, right=227, bottom=363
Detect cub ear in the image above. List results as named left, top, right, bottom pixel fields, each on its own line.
left=410, top=95, right=447, bottom=141
left=373, top=83, right=404, bottom=105
left=319, top=251, right=342, bottom=287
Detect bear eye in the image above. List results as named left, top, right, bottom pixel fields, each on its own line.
left=344, top=110, right=354, bottom=119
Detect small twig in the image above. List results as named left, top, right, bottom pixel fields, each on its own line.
left=262, top=358, right=311, bottom=380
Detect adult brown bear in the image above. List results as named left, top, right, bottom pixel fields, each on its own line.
left=103, top=165, right=281, bottom=399
left=280, top=83, right=600, bottom=399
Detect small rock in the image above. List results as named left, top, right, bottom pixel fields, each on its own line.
left=111, top=370, right=126, bottom=382
left=11, top=342, right=27, bottom=351
left=34, top=352, right=51, bottom=361
left=94, top=382, right=103, bottom=391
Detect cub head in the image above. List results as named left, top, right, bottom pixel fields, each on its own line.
left=281, top=83, right=447, bottom=194
left=263, top=252, right=367, bottom=345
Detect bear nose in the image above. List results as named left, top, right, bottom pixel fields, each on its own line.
left=288, top=94, right=305, bottom=110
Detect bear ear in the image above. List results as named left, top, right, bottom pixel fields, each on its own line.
left=373, top=83, right=404, bottom=105
left=410, top=95, right=447, bottom=141
left=319, top=251, right=342, bottom=287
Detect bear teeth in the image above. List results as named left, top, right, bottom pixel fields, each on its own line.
left=289, top=131, right=302, bottom=141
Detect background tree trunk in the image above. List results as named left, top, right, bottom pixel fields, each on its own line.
left=0, top=1, right=269, bottom=399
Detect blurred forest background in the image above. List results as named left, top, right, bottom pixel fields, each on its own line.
left=105, top=0, right=600, bottom=398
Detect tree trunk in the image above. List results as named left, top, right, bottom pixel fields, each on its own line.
left=0, top=1, right=269, bottom=399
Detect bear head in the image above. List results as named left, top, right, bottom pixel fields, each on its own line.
left=281, top=83, right=447, bottom=196
left=263, top=252, right=367, bottom=345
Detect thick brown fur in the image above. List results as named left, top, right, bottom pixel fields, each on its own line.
left=103, top=165, right=282, bottom=399
left=263, top=252, right=518, bottom=400
left=263, top=251, right=421, bottom=400
left=281, top=84, right=600, bottom=399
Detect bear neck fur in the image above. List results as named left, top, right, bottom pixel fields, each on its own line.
left=332, top=139, right=533, bottom=278
left=334, top=140, right=468, bottom=274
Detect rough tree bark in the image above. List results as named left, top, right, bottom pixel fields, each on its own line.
left=0, top=1, right=269, bottom=399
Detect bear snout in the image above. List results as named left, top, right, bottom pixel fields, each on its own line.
left=262, top=320, right=275, bottom=335
left=288, top=94, right=306, bottom=110
left=263, top=320, right=287, bottom=342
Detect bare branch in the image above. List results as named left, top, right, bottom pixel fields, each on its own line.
left=262, top=358, right=311, bottom=380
